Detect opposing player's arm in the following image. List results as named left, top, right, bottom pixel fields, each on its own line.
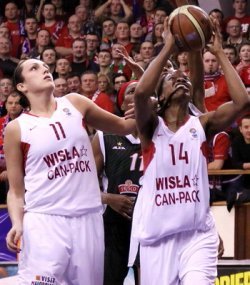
left=4, top=121, right=25, bottom=252
left=201, top=23, right=250, bottom=136
left=66, top=94, right=136, bottom=135
left=134, top=18, right=176, bottom=144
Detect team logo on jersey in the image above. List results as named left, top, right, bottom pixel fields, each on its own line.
left=192, top=174, right=199, bottom=186
left=118, top=179, right=139, bottom=194
left=80, top=145, right=88, bottom=156
left=63, top=108, right=71, bottom=116
left=31, top=275, right=56, bottom=285
left=112, top=141, right=125, bottom=150
left=189, top=128, right=198, bottom=138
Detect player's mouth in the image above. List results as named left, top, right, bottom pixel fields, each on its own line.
left=44, top=75, right=52, bottom=80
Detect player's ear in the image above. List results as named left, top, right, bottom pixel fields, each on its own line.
left=16, top=83, right=27, bottom=94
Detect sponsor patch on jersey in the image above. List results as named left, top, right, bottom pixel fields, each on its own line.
left=63, top=108, right=71, bottom=116
left=112, top=141, right=125, bottom=150
left=31, top=275, right=56, bottom=285
left=118, top=179, right=139, bottom=194
left=189, top=128, right=198, bottom=139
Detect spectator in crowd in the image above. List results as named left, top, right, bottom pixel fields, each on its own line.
left=66, top=72, right=82, bottom=93
left=225, top=18, right=248, bottom=51
left=98, top=49, right=113, bottom=77
left=28, top=29, right=51, bottom=59
left=81, top=71, right=114, bottom=113
left=86, top=33, right=100, bottom=60
left=209, top=8, right=226, bottom=40
left=110, top=43, right=132, bottom=79
left=152, top=22, right=164, bottom=55
left=53, top=77, right=68, bottom=97
left=0, top=36, right=18, bottom=78
left=203, top=49, right=231, bottom=111
left=101, top=18, right=117, bottom=49
left=55, top=14, right=83, bottom=57
left=18, top=15, right=38, bottom=59
left=174, top=51, right=189, bottom=76
left=95, top=0, right=133, bottom=24
left=224, top=0, right=250, bottom=36
left=236, top=42, right=250, bottom=91
left=71, top=38, right=99, bottom=76
left=40, top=2, right=65, bottom=44
left=40, top=47, right=58, bottom=78
left=2, top=1, right=25, bottom=58
left=0, top=92, right=23, bottom=204
left=55, top=57, right=72, bottom=79
left=231, top=114, right=250, bottom=204
left=0, top=26, right=10, bottom=39
left=97, top=73, right=113, bottom=99
left=19, top=0, right=40, bottom=22
left=130, top=23, right=144, bottom=44
left=223, top=44, right=238, bottom=65
left=208, top=131, right=234, bottom=204
left=0, top=77, right=13, bottom=105
left=137, top=41, right=154, bottom=69
left=115, top=21, right=134, bottom=55
left=113, top=72, right=128, bottom=94
left=136, top=0, right=157, bottom=35
left=51, top=0, right=68, bottom=21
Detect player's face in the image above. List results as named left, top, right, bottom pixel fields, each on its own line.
left=240, top=118, right=250, bottom=142
left=161, top=70, right=191, bottom=103
left=122, top=82, right=137, bottom=111
left=17, top=59, right=54, bottom=96
left=5, top=95, right=22, bottom=117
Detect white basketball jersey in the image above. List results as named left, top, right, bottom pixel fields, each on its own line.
left=17, top=97, right=102, bottom=216
left=132, top=116, right=214, bottom=245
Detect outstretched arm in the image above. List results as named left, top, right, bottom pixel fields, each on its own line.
left=134, top=18, right=176, bottom=144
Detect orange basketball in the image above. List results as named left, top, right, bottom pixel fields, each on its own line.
left=169, top=5, right=213, bottom=51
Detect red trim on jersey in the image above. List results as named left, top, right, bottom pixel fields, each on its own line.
left=213, top=133, right=230, bottom=160
left=142, top=141, right=155, bottom=172
left=21, top=142, right=30, bottom=174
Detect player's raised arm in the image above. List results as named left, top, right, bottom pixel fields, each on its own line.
left=134, top=18, right=176, bottom=142
left=201, top=22, right=250, bottom=136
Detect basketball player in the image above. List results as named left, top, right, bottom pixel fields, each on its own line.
left=129, top=19, right=249, bottom=285
left=4, top=59, right=135, bottom=285
left=92, top=80, right=141, bottom=285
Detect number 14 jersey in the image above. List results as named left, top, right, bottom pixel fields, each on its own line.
left=132, top=116, right=215, bottom=246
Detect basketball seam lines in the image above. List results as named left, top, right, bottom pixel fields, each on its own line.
left=180, top=6, right=205, bottom=48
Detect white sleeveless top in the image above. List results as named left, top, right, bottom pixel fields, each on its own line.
left=131, top=116, right=214, bottom=245
left=17, top=96, right=102, bottom=216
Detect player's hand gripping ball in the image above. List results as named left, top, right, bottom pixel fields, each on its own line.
left=169, top=5, right=213, bottom=51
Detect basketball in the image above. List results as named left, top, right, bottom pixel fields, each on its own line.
left=169, top=5, right=213, bottom=51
